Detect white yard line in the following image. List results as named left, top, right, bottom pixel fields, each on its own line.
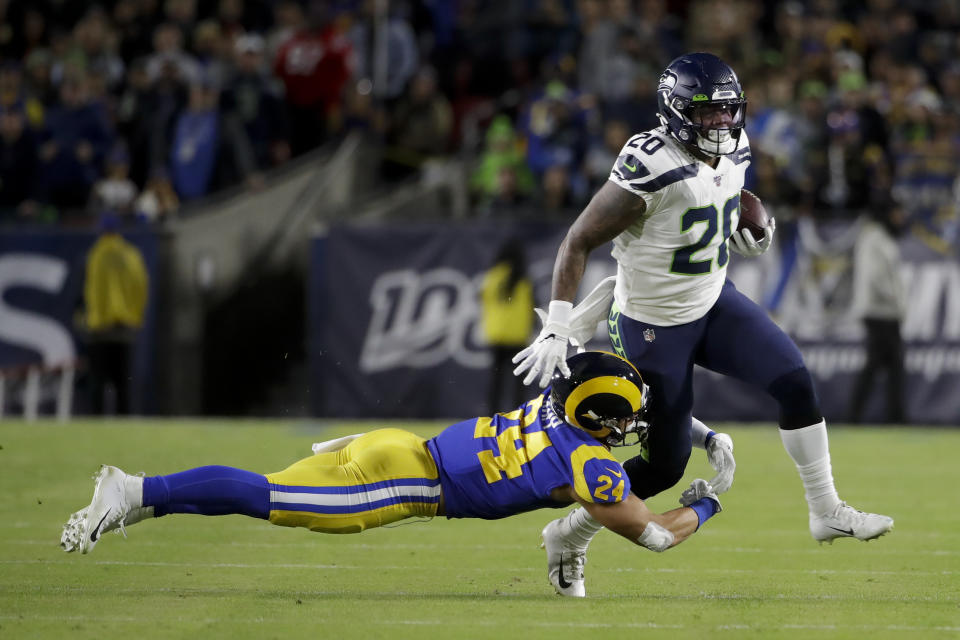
left=0, top=614, right=956, bottom=633
left=1, top=557, right=954, bottom=578
left=6, top=537, right=960, bottom=556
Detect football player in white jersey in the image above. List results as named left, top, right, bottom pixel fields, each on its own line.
left=512, top=52, right=894, bottom=597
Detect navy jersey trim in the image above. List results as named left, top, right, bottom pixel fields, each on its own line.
left=730, top=145, right=751, bottom=165
left=635, top=163, right=699, bottom=192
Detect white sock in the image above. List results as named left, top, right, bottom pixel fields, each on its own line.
left=779, top=421, right=841, bottom=516
left=123, top=474, right=145, bottom=509
left=558, top=507, right=604, bottom=550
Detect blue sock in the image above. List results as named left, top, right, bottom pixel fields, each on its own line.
left=142, top=465, right=270, bottom=519
left=689, top=497, right=721, bottom=530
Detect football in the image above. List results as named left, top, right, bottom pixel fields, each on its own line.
left=738, top=189, right=770, bottom=241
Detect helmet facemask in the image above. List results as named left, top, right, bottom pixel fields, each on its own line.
left=686, top=100, right=746, bottom=156
left=579, top=387, right=651, bottom=448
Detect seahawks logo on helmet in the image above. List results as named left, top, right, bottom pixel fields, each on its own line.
left=656, top=52, right=747, bottom=157
left=550, top=351, right=650, bottom=448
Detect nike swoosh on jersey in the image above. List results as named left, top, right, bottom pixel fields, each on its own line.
left=614, top=154, right=650, bottom=179
left=605, top=468, right=622, bottom=478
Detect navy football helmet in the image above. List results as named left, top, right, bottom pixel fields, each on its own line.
left=550, top=351, right=650, bottom=447
left=657, top=52, right=746, bottom=157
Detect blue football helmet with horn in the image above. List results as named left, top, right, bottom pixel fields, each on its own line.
left=550, top=351, right=650, bottom=448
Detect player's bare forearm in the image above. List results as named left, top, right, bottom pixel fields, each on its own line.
left=646, top=506, right=700, bottom=546
left=551, top=181, right=647, bottom=301
left=551, top=234, right=590, bottom=303
left=580, top=493, right=699, bottom=549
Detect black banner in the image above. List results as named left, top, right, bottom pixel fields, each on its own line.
left=0, top=228, right=159, bottom=414
left=311, top=222, right=960, bottom=424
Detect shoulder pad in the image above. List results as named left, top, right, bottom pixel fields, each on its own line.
left=610, top=131, right=699, bottom=194
left=579, top=458, right=629, bottom=504
left=569, top=443, right=630, bottom=504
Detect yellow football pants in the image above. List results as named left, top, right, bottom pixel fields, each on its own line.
left=265, top=428, right=441, bottom=534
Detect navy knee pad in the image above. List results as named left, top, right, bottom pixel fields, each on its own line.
left=767, top=367, right=822, bottom=429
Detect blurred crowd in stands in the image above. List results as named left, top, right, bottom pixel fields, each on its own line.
left=0, top=0, right=958, bottom=248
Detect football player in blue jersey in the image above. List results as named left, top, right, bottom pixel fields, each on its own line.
left=513, top=52, right=893, bottom=597
left=61, top=352, right=724, bottom=595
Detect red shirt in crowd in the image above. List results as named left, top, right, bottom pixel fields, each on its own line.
left=273, top=26, right=353, bottom=111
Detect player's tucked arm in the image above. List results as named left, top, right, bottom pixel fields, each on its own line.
left=576, top=493, right=701, bottom=550
left=552, top=181, right=647, bottom=302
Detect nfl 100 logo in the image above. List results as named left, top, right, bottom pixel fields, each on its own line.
left=644, top=328, right=656, bottom=342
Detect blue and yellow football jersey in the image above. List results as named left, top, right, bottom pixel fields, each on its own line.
left=427, top=390, right=631, bottom=519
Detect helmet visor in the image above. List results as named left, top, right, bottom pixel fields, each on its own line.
left=688, top=101, right=745, bottom=128
left=686, top=99, right=746, bottom=155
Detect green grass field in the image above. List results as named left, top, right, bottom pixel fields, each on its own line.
left=1, top=419, right=958, bottom=640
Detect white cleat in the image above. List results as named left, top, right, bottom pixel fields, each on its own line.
left=61, top=504, right=152, bottom=553
left=60, top=508, right=87, bottom=552
left=540, top=518, right=587, bottom=597
left=61, top=465, right=133, bottom=554
left=810, top=501, right=894, bottom=544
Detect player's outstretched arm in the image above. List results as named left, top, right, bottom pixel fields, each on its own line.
left=576, top=481, right=719, bottom=552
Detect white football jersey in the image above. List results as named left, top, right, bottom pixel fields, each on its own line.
left=607, top=126, right=752, bottom=326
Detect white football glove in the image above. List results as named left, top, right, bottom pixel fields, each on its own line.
left=512, top=300, right=573, bottom=387
left=533, top=276, right=616, bottom=353
left=705, top=432, right=735, bottom=494
left=729, top=217, right=775, bottom=257
left=679, top=478, right=722, bottom=511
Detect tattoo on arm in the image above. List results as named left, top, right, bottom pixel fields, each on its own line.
left=552, top=182, right=647, bottom=300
